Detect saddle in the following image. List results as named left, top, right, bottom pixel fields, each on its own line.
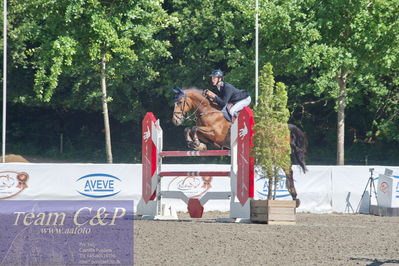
left=222, top=104, right=234, bottom=122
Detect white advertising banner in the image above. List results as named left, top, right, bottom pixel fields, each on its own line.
left=2, top=163, right=398, bottom=214
left=295, top=166, right=333, bottom=213
left=331, top=166, right=399, bottom=213
left=160, top=164, right=230, bottom=211
left=0, top=163, right=141, bottom=203
left=252, top=166, right=333, bottom=213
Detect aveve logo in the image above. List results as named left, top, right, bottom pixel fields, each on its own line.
left=255, top=174, right=291, bottom=198
left=76, top=173, right=121, bottom=198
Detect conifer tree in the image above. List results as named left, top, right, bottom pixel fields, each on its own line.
left=253, top=63, right=291, bottom=199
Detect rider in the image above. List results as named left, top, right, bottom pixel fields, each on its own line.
left=204, top=69, right=251, bottom=120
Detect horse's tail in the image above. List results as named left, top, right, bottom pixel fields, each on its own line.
left=288, top=124, right=308, bottom=173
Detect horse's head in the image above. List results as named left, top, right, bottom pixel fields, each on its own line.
left=172, top=88, right=190, bottom=126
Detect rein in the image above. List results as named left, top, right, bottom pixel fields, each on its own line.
left=174, top=92, right=219, bottom=122
left=184, top=96, right=207, bottom=122
left=199, top=110, right=220, bottom=116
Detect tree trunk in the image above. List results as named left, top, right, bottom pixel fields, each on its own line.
left=336, top=70, right=348, bottom=165
left=267, top=177, right=273, bottom=200
left=101, top=53, right=113, bottom=163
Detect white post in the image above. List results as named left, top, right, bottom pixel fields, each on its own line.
left=2, top=0, right=7, bottom=163
left=255, top=0, right=259, bottom=106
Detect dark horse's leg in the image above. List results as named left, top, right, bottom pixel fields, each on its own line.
left=288, top=124, right=308, bottom=172
left=285, top=168, right=300, bottom=207
left=286, top=124, right=308, bottom=208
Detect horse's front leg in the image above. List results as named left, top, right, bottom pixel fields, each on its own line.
left=184, top=127, right=195, bottom=148
left=285, top=168, right=300, bottom=208
left=185, top=126, right=202, bottom=149
left=190, top=126, right=208, bottom=151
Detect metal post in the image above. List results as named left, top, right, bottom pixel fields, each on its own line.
left=2, top=0, right=7, bottom=163
left=60, top=133, right=63, bottom=154
left=255, top=0, right=259, bottom=106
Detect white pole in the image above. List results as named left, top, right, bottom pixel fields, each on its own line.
left=255, top=0, right=259, bottom=106
left=2, top=0, right=7, bottom=163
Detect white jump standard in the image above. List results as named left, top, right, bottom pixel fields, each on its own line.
left=137, top=107, right=255, bottom=220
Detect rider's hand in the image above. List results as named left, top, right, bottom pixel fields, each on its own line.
left=205, top=90, right=217, bottom=100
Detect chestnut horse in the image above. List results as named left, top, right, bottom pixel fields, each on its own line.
left=172, top=87, right=307, bottom=206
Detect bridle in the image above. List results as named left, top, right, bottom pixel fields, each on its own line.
left=173, top=91, right=215, bottom=122
left=173, top=95, right=188, bottom=119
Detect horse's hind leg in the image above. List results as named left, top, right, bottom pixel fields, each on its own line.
left=285, top=168, right=300, bottom=207
left=196, top=126, right=227, bottom=149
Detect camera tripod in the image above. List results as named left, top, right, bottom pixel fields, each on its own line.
left=356, top=168, right=378, bottom=213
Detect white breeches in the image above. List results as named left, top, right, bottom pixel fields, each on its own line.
left=229, top=96, right=251, bottom=117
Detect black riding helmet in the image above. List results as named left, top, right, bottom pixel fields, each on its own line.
left=210, top=69, right=224, bottom=78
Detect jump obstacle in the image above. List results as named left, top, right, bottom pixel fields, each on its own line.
left=136, top=107, right=254, bottom=220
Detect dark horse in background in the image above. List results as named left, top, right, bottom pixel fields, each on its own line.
left=172, top=87, right=308, bottom=206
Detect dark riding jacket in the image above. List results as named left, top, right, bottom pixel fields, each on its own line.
left=214, top=82, right=250, bottom=107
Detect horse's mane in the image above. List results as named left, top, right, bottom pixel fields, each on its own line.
left=182, top=87, right=207, bottom=99
left=182, top=87, right=219, bottom=109
left=182, top=86, right=204, bottom=94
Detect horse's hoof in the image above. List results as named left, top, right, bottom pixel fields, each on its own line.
left=187, top=142, right=195, bottom=149
left=192, top=146, right=201, bottom=151
left=197, top=143, right=207, bottom=151
left=295, top=199, right=301, bottom=208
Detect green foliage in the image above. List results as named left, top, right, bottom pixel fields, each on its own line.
left=1, top=0, right=399, bottom=164
left=260, top=0, right=399, bottom=138
left=253, top=63, right=291, bottom=196
left=159, top=0, right=255, bottom=92
left=8, top=0, right=175, bottom=121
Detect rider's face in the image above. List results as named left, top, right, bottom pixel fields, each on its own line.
left=211, top=76, right=220, bottom=86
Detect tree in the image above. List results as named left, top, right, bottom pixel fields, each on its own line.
left=259, top=0, right=399, bottom=165
left=8, top=0, right=174, bottom=162
left=253, top=63, right=290, bottom=199
left=160, top=0, right=255, bottom=91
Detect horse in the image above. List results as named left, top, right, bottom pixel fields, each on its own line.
left=171, top=87, right=308, bottom=206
